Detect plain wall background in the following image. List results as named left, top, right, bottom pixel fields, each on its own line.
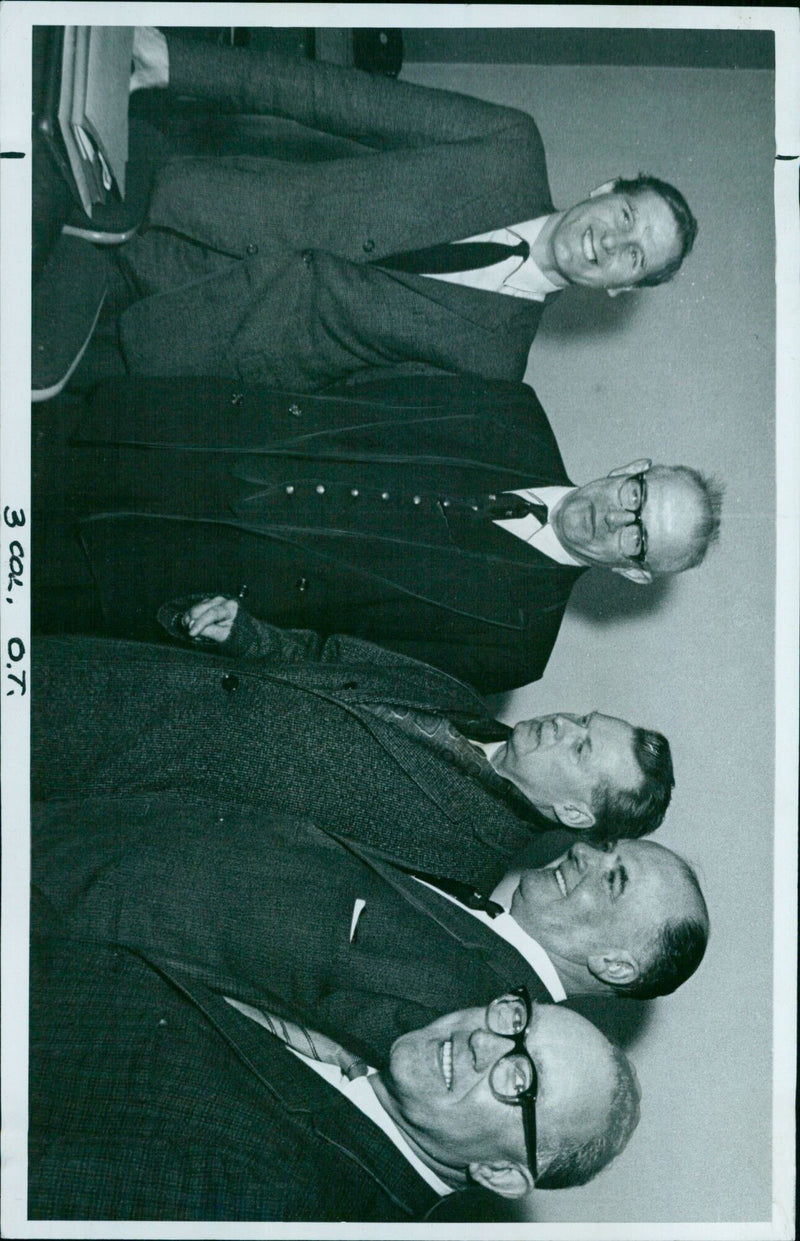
left=402, top=59, right=775, bottom=1223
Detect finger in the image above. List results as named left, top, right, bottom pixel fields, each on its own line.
left=186, top=598, right=238, bottom=636
left=185, top=595, right=228, bottom=626
left=192, top=620, right=233, bottom=643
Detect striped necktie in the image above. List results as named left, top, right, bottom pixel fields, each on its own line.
left=238, top=1004, right=369, bottom=1080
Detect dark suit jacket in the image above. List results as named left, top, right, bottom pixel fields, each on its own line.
left=117, top=37, right=554, bottom=387
left=32, top=794, right=556, bottom=1067
left=33, top=373, right=583, bottom=692
left=31, top=624, right=551, bottom=890
left=28, top=935, right=440, bottom=1221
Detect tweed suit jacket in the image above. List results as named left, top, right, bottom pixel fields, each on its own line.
left=28, top=935, right=440, bottom=1221
left=32, top=793, right=556, bottom=1067
left=117, top=37, right=555, bottom=387
left=33, top=373, right=584, bottom=692
left=31, top=626, right=552, bottom=890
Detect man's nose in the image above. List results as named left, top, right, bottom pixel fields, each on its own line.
left=553, top=714, right=582, bottom=742
left=599, top=228, right=620, bottom=256
left=470, top=1028, right=514, bottom=1073
left=605, top=508, right=636, bottom=531
left=570, top=840, right=600, bottom=871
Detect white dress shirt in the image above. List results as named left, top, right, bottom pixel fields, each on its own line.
left=422, top=216, right=563, bottom=300
left=223, top=996, right=452, bottom=1196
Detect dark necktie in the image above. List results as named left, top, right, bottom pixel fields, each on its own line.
left=479, top=493, right=548, bottom=524
left=379, top=238, right=530, bottom=275
left=411, top=870, right=505, bottom=919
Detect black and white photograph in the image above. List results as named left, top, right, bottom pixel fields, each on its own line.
left=1, top=3, right=797, bottom=1235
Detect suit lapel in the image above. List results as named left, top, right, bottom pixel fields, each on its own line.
left=144, top=951, right=435, bottom=1218
left=329, top=835, right=555, bottom=1000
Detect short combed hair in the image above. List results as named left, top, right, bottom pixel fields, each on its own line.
left=613, top=173, right=698, bottom=285
left=590, top=727, right=674, bottom=841
left=536, top=1044, right=640, bottom=1189
left=665, top=466, right=724, bottom=571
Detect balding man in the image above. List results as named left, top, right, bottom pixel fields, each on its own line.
left=32, top=373, right=722, bottom=692
left=28, top=933, right=640, bottom=1220
left=31, top=795, right=707, bottom=1068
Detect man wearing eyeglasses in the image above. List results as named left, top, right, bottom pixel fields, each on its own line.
left=28, top=930, right=640, bottom=1220
left=32, top=374, right=722, bottom=693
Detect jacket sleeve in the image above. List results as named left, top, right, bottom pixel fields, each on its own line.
left=168, top=602, right=418, bottom=670
left=166, top=36, right=537, bottom=150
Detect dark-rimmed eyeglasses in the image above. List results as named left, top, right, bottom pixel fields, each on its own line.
left=618, top=471, right=649, bottom=565
left=485, top=986, right=538, bottom=1180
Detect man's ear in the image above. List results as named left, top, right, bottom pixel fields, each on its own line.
left=587, top=950, right=640, bottom=988
left=612, top=563, right=653, bottom=586
left=608, top=459, right=652, bottom=477
left=469, top=1159, right=534, bottom=1200
left=589, top=179, right=617, bottom=198
left=553, top=801, right=595, bottom=830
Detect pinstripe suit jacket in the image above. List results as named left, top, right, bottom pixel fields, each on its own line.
left=117, top=38, right=555, bottom=387
left=28, top=935, right=440, bottom=1221
left=32, top=794, right=556, bottom=1067
left=31, top=623, right=552, bottom=890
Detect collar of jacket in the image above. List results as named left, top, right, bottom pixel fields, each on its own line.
left=143, top=951, right=438, bottom=1220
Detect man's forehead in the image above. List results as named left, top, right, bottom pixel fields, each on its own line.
left=644, top=469, right=703, bottom=566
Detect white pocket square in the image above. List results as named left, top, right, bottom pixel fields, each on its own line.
left=349, top=898, right=367, bottom=942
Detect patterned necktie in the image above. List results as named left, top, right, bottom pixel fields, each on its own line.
left=379, top=237, right=530, bottom=275
left=239, top=1003, right=369, bottom=1080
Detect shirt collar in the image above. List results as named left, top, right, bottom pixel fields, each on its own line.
left=494, top=485, right=583, bottom=566
left=502, top=217, right=565, bottom=297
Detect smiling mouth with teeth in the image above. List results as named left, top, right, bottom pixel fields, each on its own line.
left=554, top=866, right=568, bottom=897
left=582, top=227, right=597, bottom=264
left=441, top=1038, right=454, bottom=1090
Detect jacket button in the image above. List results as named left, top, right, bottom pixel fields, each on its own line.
left=285, top=485, right=295, bottom=495
left=315, top=484, right=325, bottom=494
left=231, top=392, right=244, bottom=406
left=381, top=491, right=390, bottom=500
left=221, top=673, right=239, bottom=693
left=362, top=239, right=375, bottom=254
left=413, top=495, right=422, bottom=505
left=350, top=488, right=359, bottom=498
left=288, top=403, right=302, bottom=417
left=301, top=250, right=313, bottom=265
left=295, top=577, right=309, bottom=593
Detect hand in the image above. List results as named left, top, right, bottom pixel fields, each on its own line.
left=182, top=596, right=239, bottom=643
left=130, top=27, right=169, bottom=93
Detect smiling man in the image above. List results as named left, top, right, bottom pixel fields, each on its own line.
left=74, top=29, right=697, bottom=390
left=29, top=932, right=640, bottom=1219
left=505, top=839, right=710, bottom=999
